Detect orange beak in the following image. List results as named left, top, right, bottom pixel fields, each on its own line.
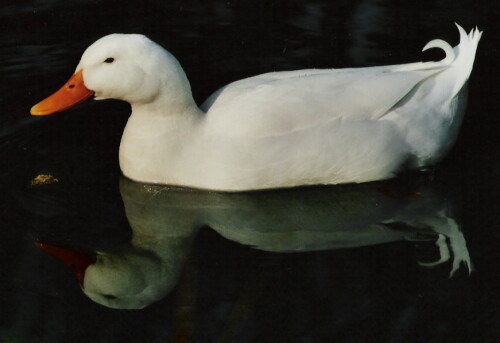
left=34, top=241, right=96, bottom=286
left=30, top=69, right=94, bottom=115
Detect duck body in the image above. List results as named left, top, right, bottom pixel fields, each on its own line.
left=31, top=25, right=482, bottom=191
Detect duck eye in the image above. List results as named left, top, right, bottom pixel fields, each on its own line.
left=104, top=57, right=115, bottom=63
left=103, top=294, right=117, bottom=300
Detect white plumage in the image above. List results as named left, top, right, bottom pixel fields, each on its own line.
left=32, top=24, right=482, bottom=191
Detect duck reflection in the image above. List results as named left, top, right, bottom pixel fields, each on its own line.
left=36, top=175, right=471, bottom=309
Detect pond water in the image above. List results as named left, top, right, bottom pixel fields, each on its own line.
left=1, top=0, right=499, bottom=342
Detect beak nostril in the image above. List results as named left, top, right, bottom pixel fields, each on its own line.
left=30, top=69, right=93, bottom=115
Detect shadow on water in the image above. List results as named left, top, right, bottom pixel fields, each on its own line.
left=0, top=0, right=499, bottom=342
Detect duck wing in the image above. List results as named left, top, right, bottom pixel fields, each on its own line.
left=201, top=63, right=446, bottom=138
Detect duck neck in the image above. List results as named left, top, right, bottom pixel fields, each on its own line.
left=120, top=89, right=204, bottom=184
left=130, top=75, right=201, bottom=116
left=128, top=91, right=203, bottom=146
left=130, top=99, right=203, bottom=123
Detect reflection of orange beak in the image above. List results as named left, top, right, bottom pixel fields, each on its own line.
left=30, top=70, right=94, bottom=115
left=34, top=241, right=96, bottom=286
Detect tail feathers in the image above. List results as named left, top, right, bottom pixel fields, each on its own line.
left=409, top=24, right=482, bottom=99
left=450, top=24, right=482, bottom=97
left=422, top=39, right=455, bottom=65
left=392, top=24, right=481, bottom=78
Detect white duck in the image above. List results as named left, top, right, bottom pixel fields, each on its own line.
left=31, top=25, right=481, bottom=191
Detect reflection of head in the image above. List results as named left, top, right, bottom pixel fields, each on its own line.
left=35, top=239, right=189, bottom=310
left=82, top=232, right=195, bottom=309
left=82, top=248, right=182, bottom=310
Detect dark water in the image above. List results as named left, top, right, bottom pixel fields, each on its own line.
left=1, top=0, right=499, bottom=342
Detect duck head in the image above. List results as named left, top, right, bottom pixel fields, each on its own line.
left=31, top=34, right=193, bottom=115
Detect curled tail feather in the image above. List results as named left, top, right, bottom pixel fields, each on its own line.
left=422, top=39, right=455, bottom=64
